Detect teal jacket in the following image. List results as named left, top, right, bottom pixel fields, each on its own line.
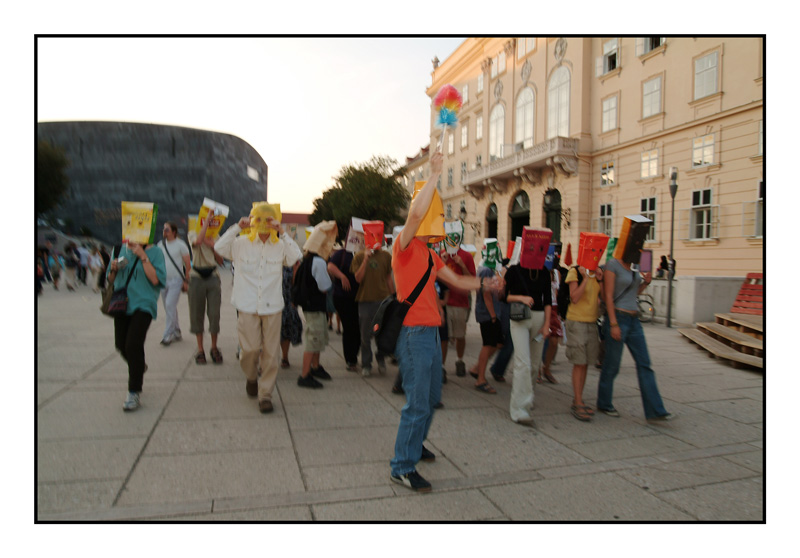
left=109, top=245, right=166, bottom=319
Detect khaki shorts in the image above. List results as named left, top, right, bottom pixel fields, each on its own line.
left=565, top=320, right=600, bottom=366
left=303, top=311, right=329, bottom=353
left=446, top=305, right=469, bottom=339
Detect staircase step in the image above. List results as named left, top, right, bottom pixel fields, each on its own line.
left=714, top=313, right=763, bottom=339
left=678, top=328, right=763, bottom=371
left=696, top=322, right=763, bottom=357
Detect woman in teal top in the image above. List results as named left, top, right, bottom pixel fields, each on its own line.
left=107, top=241, right=166, bottom=411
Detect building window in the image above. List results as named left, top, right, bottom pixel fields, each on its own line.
left=601, top=161, right=615, bottom=187
left=477, top=73, right=484, bottom=93
left=448, top=133, right=454, bottom=155
left=691, top=188, right=713, bottom=239
left=476, top=114, right=483, bottom=140
left=599, top=203, right=613, bottom=236
left=694, top=51, right=719, bottom=100
left=756, top=181, right=764, bottom=237
left=636, top=37, right=665, bottom=56
left=461, top=124, right=468, bottom=148
left=642, top=76, right=662, bottom=118
left=640, top=149, right=658, bottom=179
left=517, top=37, right=536, bottom=58
left=461, top=161, right=467, bottom=180
left=476, top=154, right=482, bottom=168
left=491, top=51, right=506, bottom=79
left=446, top=203, right=452, bottom=219
left=515, top=87, right=535, bottom=149
left=602, top=95, right=618, bottom=133
left=596, top=38, right=619, bottom=76
left=462, top=84, right=469, bottom=104
left=547, top=66, right=570, bottom=139
left=692, top=134, right=715, bottom=167
left=447, top=167, right=453, bottom=188
left=489, top=104, right=505, bottom=161
left=641, top=197, right=656, bottom=241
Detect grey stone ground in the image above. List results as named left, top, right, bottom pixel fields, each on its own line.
left=36, top=268, right=763, bottom=521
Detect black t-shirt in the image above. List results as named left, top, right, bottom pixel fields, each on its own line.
left=504, top=265, right=552, bottom=311
left=329, top=248, right=359, bottom=299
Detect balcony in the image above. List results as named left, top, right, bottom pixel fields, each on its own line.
left=464, top=136, right=579, bottom=198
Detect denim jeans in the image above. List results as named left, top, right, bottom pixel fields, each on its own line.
left=596, top=312, right=668, bottom=419
left=358, top=300, right=386, bottom=369
left=489, top=313, right=513, bottom=378
left=390, top=326, right=442, bottom=476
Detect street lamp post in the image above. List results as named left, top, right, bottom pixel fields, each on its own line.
left=667, top=167, right=678, bottom=328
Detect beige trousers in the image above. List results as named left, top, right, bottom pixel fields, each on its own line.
left=237, top=311, right=282, bottom=402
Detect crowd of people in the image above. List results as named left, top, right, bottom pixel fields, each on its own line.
left=37, top=241, right=110, bottom=295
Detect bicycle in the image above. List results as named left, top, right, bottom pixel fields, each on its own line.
left=637, top=293, right=655, bottom=323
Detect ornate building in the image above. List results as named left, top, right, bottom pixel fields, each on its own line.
left=421, top=37, right=763, bottom=277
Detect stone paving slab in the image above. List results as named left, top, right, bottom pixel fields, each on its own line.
left=145, top=417, right=293, bottom=455
left=37, top=437, right=146, bottom=483
left=654, top=477, right=763, bottom=521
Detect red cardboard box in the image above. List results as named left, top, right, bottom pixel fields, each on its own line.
left=520, top=227, right=553, bottom=269
left=362, top=221, right=385, bottom=250
left=577, top=232, right=610, bottom=271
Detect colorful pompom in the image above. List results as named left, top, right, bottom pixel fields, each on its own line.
left=434, top=84, right=462, bottom=130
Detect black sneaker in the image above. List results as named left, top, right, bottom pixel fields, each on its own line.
left=421, top=445, right=436, bottom=462
left=297, top=374, right=323, bottom=389
left=391, top=470, right=432, bottom=492
left=310, top=365, right=332, bottom=380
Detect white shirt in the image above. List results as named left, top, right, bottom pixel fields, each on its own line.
left=214, top=224, right=302, bottom=316
left=311, top=256, right=333, bottom=292
left=159, top=238, right=191, bottom=281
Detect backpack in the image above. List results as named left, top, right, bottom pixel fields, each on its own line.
left=556, top=266, right=583, bottom=320
left=291, top=258, right=310, bottom=308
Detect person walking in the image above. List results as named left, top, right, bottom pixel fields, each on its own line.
left=294, top=221, right=337, bottom=388
left=213, top=203, right=302, bottom=414
left=442, top=224, right=476, bottom=378
left=107, top=240, right=167, bottom=411
left=97, top=245, right=111, bottom=291
left=280, top=261, right=303, bottom=369
left=88, top=247, right=104, bottom=293
left=63, top=243, right=80, bottom=291
left=327, top=245, right=360, bottom=372
left=468, top=238, right=505, bottom=394
left=350, top=230, right=394, bottom=376
left=158, top=222, right=191, bottom=345
left=389, top=152, right=502, bottom=493
left=596, top=256, right=673, bottom=421
left=47, top=248, right=64, bottom=291
left=188, top=210, right=224, bottom=364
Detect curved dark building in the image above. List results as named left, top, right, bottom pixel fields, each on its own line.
left=37, top=121, right=268, bottom=244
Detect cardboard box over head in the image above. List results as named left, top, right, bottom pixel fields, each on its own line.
left=520, top=227, right=553, bottom=269
left=577, top=232, right=610, bottom=271
left=362, top=221, right=385, bottom=250
left=613, top=215, right=652, bottom=264
left=444, top=221, right=464, bottom=255
left=544, top=242, right=562, bottom=271
left=345, top=217, right=366, bottom=254
left=196, top=198, right=229, bottom=238
left=121, top=201, right=158, bottom=244
left=411, top=181, right=445, bottom=243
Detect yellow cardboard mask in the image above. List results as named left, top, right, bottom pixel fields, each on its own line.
left=304, top=221, right=338, bottom=260
left=248, top=202, right=281, bottom=243
left=411, top=181, right=445, bottom=243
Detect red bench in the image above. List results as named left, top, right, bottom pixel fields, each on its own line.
left=730, top=273, right=763, bottom=315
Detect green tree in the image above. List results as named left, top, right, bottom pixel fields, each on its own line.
left=310, top=156, right=410, bottom=240
left=36, top=140, right=71, bottom=216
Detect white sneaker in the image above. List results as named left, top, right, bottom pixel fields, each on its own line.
left=123, top=392, right=140, bottom=412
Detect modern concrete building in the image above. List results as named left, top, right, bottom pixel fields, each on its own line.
left=416, top=37, right=763, bottom=324
left=37, top=121, right=269, bottom=245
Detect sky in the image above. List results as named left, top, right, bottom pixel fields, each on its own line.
left=36, top=37, right=465, bottom=214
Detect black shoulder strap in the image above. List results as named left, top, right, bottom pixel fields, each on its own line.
left=121, top=255, right=140, bottom=288
left=161, top=240, right=186, bottom=281
left=402, top=252, right=434, bottom=306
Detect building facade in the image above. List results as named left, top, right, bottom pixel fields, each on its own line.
left=423, top=37, right=763, bottom=277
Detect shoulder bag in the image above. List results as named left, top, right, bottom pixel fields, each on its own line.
left=100, top=250, right=140, bottom=317
left=509, top=266, right=533, bottom=321
left=371, top=252, right=434, bottom=356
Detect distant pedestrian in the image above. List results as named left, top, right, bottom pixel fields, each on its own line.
left=327, top=246, right=361, bottom=372
left=77, top=244, right=90, bottom=285
left=97, top=245, right=111, bottom=291
left=107, top=240, right=167, bottom=412
left=350, top=228, right=394, bottom=376
left=294, top=221, right=337, bottom=388
left=88, top=247, right=104, bottom=293
left=280, top=262, right=303, bottom=368
left=656, top=255, right=669, bottom=279
left=47, top=249, right=64, bottom=290
left=188, top=211, right=224, bottom=364
left=213, top=203, right=302, bottom=414
left=158, top=222, right=191, bottom=346
left=468, top=238, right=505, bottom=394
left=63, top=243, right=80, bottom=291
left=441, top=222, right=476, bottom=378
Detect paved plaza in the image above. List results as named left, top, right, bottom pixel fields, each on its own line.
left=35, top=268, right=763, bottom=521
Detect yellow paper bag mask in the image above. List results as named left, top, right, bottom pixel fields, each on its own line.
left=248, top=202, right=281, bottom=243
left=411, top=181, right=445, bottom=243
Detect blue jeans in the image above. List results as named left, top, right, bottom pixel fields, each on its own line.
left=596, top=312, right=668, bottom=419
left=391, top=326, right=442, bottom=476
left=489, top=313, right=513, bottom=378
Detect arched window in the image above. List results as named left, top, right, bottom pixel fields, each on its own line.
left=547, top=66, right=570, bottom=139
left=516, top=87, right=535, bottom=149
left=509, top=191, right=530, bottom=240
left=489, top=104, right=505, bottom=161
left=486, top=203, right=498, bottom=239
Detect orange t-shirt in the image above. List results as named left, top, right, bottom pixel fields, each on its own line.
left=392, top=237, right=446, bottom=327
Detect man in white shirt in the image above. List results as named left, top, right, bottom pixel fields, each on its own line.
left=159, top=222, right=192, bottom=345
left=214, top=203, right=302, bottom=414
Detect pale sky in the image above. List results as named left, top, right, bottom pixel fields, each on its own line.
left=36, top=37, right=464, bottom=213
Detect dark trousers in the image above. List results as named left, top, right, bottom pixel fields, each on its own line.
left=332, top=295, right=360, bottom=365
left=114, top=310, right=153, bottom=393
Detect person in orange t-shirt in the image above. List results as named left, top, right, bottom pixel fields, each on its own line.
left=389, top=151, right=503, bottom=493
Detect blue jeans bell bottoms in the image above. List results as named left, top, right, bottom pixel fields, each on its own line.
left=596, top=312, right=668, bottom=419
left=391, top=326, right=443, bottom=476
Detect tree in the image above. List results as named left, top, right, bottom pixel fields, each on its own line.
left=36, top=140, right=71, bottom=216
left=310, top=156, right=410, bottom=240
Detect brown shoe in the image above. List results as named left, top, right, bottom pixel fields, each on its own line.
left=246, top=380, right=258, bottom=397
left=258, top=399, right=273, bottom=413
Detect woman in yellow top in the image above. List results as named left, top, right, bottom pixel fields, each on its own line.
left=564, top=265, right=604, bottom=421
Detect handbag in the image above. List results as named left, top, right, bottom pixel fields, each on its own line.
left=372, top=252, right=434, bottom=356
left=509, top=301, right=531, bottom=321
left=100, top=250, right=140, bottom=317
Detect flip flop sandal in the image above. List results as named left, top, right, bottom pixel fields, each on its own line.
left=210, top=348, right=223, bottom=364
left=544, top=373, right=558, bottom=384
left=579, top=405, right=595, bottom=415
left=469, top=371, right=478, bottom=379
left=475, top=382, right=497, bottom=394
left=571, top=405, right=592, bottom=421
left=195, top=351, right=207, bottom=365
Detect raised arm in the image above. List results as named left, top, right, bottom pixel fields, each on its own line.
left=398, top=151, right=443, bottom=250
